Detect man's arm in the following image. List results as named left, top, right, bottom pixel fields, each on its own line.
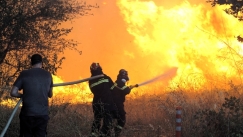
left=10, top=86, right=22, bottom=98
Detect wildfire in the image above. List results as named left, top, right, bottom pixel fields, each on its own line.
left=51, top=75, right=93, bottom=104
left=52, top=0, right=243, bottom=102
left=117, top=0, right=243, bottom=89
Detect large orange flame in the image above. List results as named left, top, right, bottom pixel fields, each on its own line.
left=2, top=0, right=243, bottom=107
left=117, top=0, right=243, bottom=89
left=51, top=75, right=93, bottom=104
left=55, top=0, right=243, bottom=102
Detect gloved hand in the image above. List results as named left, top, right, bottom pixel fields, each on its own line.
left=129, top=84, right=139, bottom=89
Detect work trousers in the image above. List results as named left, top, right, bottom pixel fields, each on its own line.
left=91, top=102, right=113, bottom=136
left=113, top=104, right=126, bottom=137
left=19, top=114, right=49, bottom=137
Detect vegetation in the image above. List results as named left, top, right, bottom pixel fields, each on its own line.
left=1, top=0, right=243, bottom=137
left=207, top=0, right=243, bottom=21
left=194, top=96, right=243, bottom=136
left=1, top=83, right=243, bottom=137
left=0, top=0, right=98, bottom=98
left=207, top=0, right=243, bottom=42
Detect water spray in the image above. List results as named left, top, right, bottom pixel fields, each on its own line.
left=0, top=74, right=104, bottom=137
left=130, top=67, right=178, bottom=89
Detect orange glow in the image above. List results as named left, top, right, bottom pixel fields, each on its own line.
left=0, top=98, right=17, bottom=108
left=56, top=0, right=243, bottom=100
left=51, top=75, right=93, bottom=104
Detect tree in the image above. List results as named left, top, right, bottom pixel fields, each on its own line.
left=207, top=0, right=243, bottom=42
left=207, top=0, right=243, bottom=20
left=0, top=0, right=98, bottom=97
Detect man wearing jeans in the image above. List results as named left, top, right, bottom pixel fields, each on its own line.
left=10, top=54, right=53, bottom=137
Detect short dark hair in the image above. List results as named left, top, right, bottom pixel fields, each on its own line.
left=31, top=54, right=42, bottom=65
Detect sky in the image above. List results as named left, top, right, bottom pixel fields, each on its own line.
left=56, top=0, right=243, bottom=89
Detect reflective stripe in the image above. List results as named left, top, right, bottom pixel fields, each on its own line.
left=110, top=83, right=127, bottom=90
left=91, top=132, right=98, bottom=137
left=116, top=125, right=123, bottom=129
left=110, top=83, right=117, bottom=89
left=90, top=78, right=109, bottom=88
left=176, top=126, right=181, bottom=131
left=176, top=118, right=181, bottom=123
left=100, top=133, right=105, bottom=137
left=176, top=110, right=182, bottom=114
left=121, top=86, right=127, bottom=90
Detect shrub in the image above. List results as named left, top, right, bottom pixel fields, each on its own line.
left=194, top=96, right=243, bottom=137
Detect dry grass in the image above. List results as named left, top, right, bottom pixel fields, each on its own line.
left=1, top=82, right=243, bottom=137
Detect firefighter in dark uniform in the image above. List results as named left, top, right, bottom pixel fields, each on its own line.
left=88, top=63, right=114, bottom=137
left=111, top=69, right=138, bottom=137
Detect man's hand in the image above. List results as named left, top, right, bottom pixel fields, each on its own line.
left=10, top=86, right=22, bottom=98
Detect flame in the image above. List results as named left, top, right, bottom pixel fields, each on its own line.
left=0, top=75, right=92, bottom=108
left=3, top=0, right=243, bottom=107
left=117, top=0, right=243, bottom=89
left=54, top=0, right=243, bottom=101
left=51, top=75, right=93, bottom=104
left=0, top=98, right=17, bottom=108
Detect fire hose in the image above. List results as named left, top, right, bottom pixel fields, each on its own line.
left=0, top=67, right=178, bottom=137
left=0, top=74, right=104, bottom=137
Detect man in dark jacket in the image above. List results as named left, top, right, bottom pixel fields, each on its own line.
left=111, top=69, right=138, bottom=137
left=88, top=63, right=114, bottom=137
left=10, top=54, right=53, bottom=137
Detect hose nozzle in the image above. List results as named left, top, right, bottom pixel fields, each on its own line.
left=129, top=84, right=139, bottom=89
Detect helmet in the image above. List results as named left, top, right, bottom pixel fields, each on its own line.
left=90, top=63, right=101, bottom=70
left=119, top=69, right=128, bottom=76
left=90, top=62, right=103, bottom=75
left=118, top=69, right=129, bottom=81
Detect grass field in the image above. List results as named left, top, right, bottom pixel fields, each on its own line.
left=1, top=81, right=243, bottom=137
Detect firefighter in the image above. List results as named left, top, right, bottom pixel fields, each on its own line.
left=88, top=62, right=114, bottom=137
left=111, top=69, right=138, bottom=137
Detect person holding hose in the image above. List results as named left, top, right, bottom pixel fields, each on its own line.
left=110, top=69, right=138, bottom=137
left=10, top=54, right=53, bottom=137
left=88, top=62, right=114, bottom=137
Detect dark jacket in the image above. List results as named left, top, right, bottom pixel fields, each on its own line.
left=111, top=80, right=131, bottom=114
left=89, top=74, right=114, bottom=110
